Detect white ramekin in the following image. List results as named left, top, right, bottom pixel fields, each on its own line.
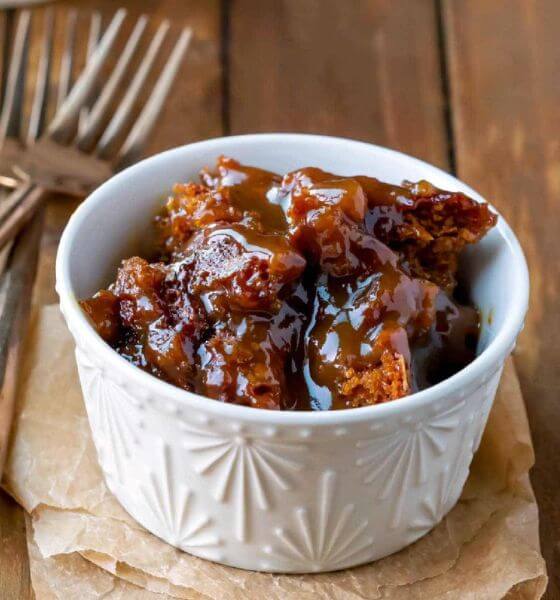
left=55, top=134, right=529, bottom=573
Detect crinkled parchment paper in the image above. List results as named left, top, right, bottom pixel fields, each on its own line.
left=2, top=306, right=548, bottom=599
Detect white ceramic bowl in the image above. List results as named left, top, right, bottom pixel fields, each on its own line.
left=56, top=134, right=529, bottom=573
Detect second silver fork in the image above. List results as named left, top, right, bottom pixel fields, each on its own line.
left=0, top=7, right=192, bottom=248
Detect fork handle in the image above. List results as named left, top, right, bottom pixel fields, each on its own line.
left=0, top=208, right=43, bottom=473
left=0, top=183, right=45, bottom=251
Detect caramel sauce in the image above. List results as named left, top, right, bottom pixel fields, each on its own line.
left=81, top=157, right=497, bottom=410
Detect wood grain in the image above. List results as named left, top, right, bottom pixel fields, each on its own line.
left=0, top=205, right=43, bottom=474
left=0, top=491, right=32, bottom=599
left=229, top=0, right=448, bottom=169
left=0, top=1, right=223, bottom=597
left=443, top=1, right=559, bottom=597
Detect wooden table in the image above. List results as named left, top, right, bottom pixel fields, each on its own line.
left=0, top=1, right=558, bottom=598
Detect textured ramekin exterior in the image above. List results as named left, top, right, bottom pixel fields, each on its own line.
left=55, top=134, right=529, bottom=573
left=60, top=297, right=504, bottom=573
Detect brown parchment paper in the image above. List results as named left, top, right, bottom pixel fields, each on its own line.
left=2, top=305, right=548, bottom=599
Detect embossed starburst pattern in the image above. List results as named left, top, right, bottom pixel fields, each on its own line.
left=140, top=441, right=221, bottom=556
left=409, top=466, right=451, bottom=532
left=356, top=401, right=465, bottom=528
left=77, top=350, right=137, bottom=486
left=77, top=352, right=221, bottom=558
left=264, top=470, right=372, bottom=572
left=181, top=425, right=304, bottom=541
left=411, top=377, right=502, bottom=533
left=409, top=409, right=478, bottom=533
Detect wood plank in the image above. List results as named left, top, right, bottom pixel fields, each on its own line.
left=229, top=0, right=448, bottom=168
left=0, top=1, right=223, bottom=596
left=442, top=1, right=559, bottom=596
left=0, top=492, right=32, bottom=599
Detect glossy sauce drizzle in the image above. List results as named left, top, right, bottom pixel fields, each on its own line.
left=81, top=157, right=496, bottom=410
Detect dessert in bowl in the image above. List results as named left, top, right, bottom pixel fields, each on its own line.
left=56, top=134, right=528, bottom=572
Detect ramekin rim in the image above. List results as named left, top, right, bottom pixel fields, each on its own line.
left=56, top=133, right=529, bottom=426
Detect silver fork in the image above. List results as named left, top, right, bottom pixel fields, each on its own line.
left=0, top=8, right=192, bottom=247
left=0, top=7, right=192, bottom=473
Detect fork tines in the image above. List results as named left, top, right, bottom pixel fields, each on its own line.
left=0, top=7, right=192, bottom=169
left=0, top=10, right=30, bottom=143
